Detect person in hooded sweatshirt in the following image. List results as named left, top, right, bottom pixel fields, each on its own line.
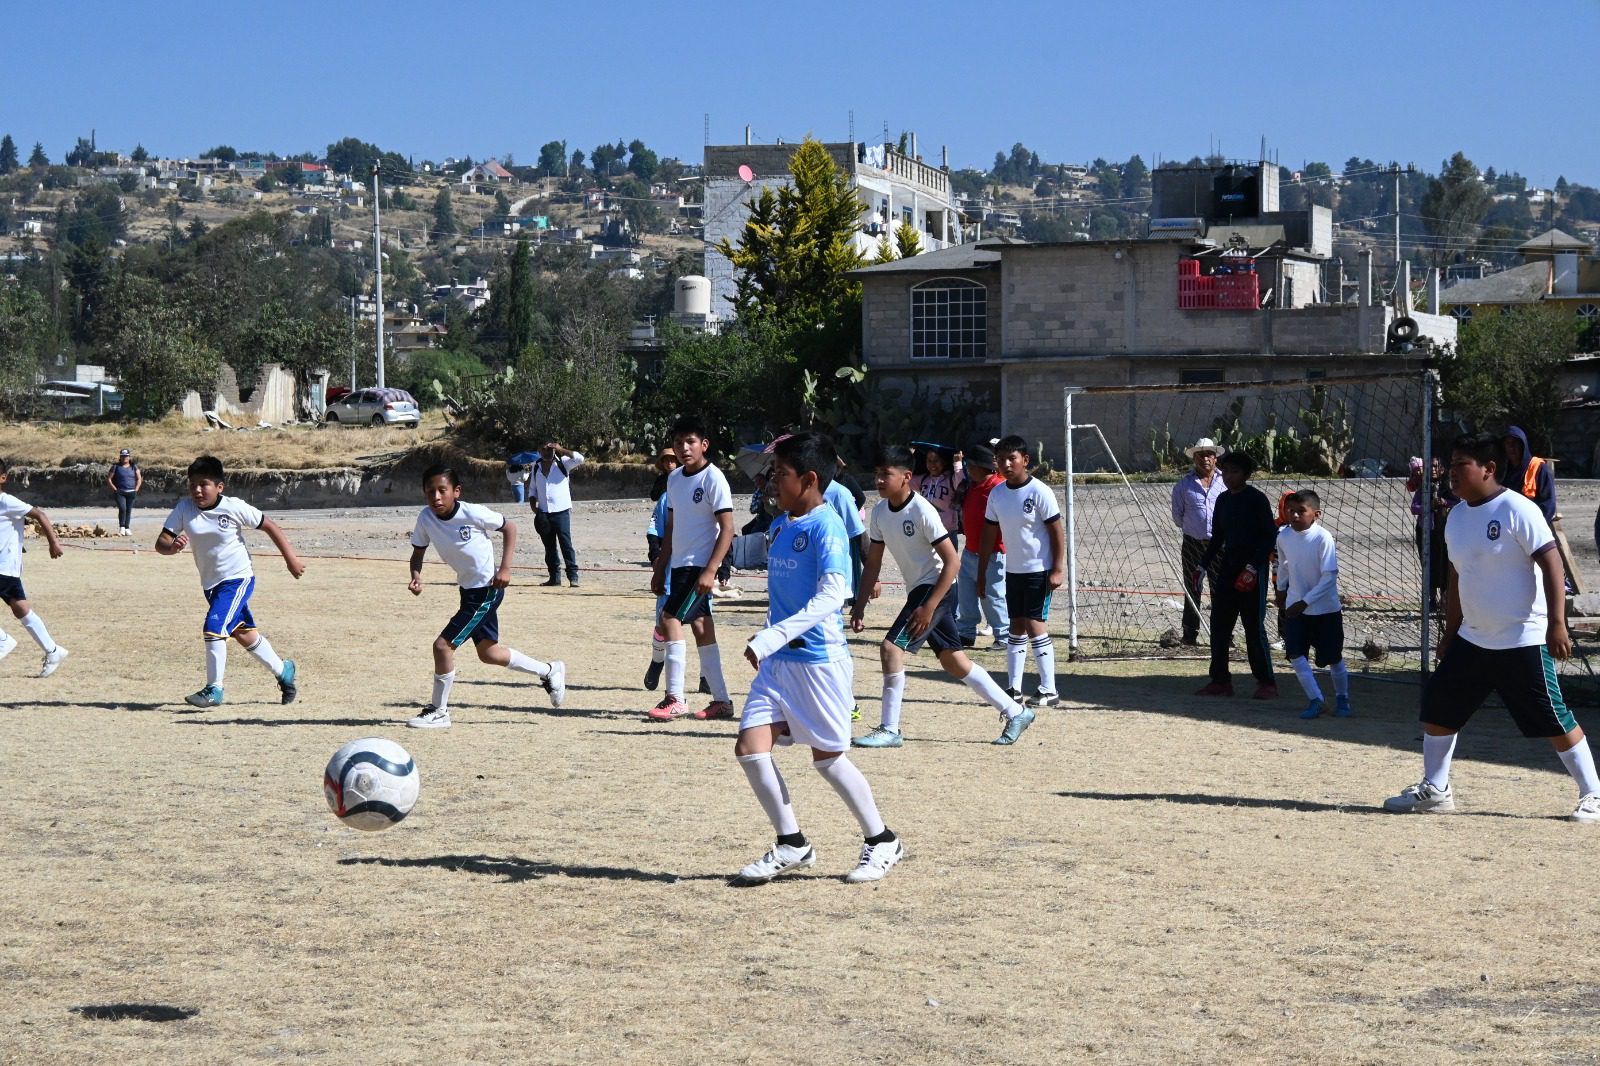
left=1502, top=426, right=1557, bottom=528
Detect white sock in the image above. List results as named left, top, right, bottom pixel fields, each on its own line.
left=650, top=630, right=666, bottom=664
left=18, top=610, right=55, bottom=652
left=506, top=649, right=551, bottom=677
left=1422, top=733, right=1457, bottom=790
left=738, top=752, right=799, bottom=836
left=244, top=634, right=284, bottom=677
left=1290, top=656, right=1322, bottom=702
left=431, top=670, right=456, bottom=712
left=1007, top=634, right=1027, bottom=691
left=813, top=754, right=886, bottom=838
left=699, top=643, right=730, bottom=703
left=961, top=664, right=1020, bottom=716
left=1030, top=635, right=1057, bottom=696
left=1558, top=739, right=1600, bottom=797
left=1330, top=660, right=1350, bottom=697
left=665, top=640, right=687, bottom=699
left=880, top=671, right=906, bottom=733
left=206, top=638, right=227, bottom=687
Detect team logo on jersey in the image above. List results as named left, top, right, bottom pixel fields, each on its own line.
left=217, top=515, right=233, bottom=531
left=792, top=532, right=809, bottom=552
left=1487, top=520, right=1501, bottom=541
left=693, top=487, right=705, bottom=504
left=458, top=525, right=473, bottom=542
left=902, top=519, right=915, bottom=537
left=1023, top=497, right=1036, bottom=515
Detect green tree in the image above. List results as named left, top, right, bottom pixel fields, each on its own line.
left=613, top=177, right=660, bottom=233
left=627, top=139, right=658, bottom=181
left=96, top=275, right=221, bottom=419
left=1121, top=154, right=1150, bottom=198
left=893, top=221, right=922, bottom=258
left=255, top=171, right=279, bottom=192
left=432, top=187, right=456, bottom=238
left=326, top=137, right=381, bottom=177
left=204, top=145, right=238, bottom=162
left=130, top=143, right=148, bottom=163
left=0, top=285, right=51, bottom=416
left=28, top=142, right=47, bottom=168
left=504, top=235, right=534, bottom=361
left=1443, top=306, right=1582, bottom=448
left=1420, top=152, right=1492, bottom=265
left=538, top=140, right=567, bottom=177
left=493, top=189, right=511, bottom=218
left=0, top=135, right=17, bottom=175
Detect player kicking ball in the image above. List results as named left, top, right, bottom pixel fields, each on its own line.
left=733, top=433, right=904, bottom=885
left=406, top=464, right=565, bottom=729
left=1384, top=433, right=1599, bottom=821
left=850, top=446, right=1033, bottom=748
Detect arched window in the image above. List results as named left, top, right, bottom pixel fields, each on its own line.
left=911, top=278, right=987, bottom=359
left=1450, top=305, right=1473, bottom=323
left=1577, top=303, right=1598, bottom=323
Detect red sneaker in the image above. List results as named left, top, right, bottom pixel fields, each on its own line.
left=1195, top=681, right=1234, bottom=697
left=1252, top=683, right=1279, bottom=700
left=646, top=696, right=689, bottom=721
left=693, top=700, right=735, bottom=720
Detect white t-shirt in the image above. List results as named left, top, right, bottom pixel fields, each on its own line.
left=1274, top=524, right=1341, bottom=615
left=984, top=477, right=1061, bottom=574
left=0, top=493, right=33, bottom=577
left=1444, top=489, right=1555, bottom=650
left=164, top=496, right=265, bottom=591
left=868, top=492, right=949, bottom=591
left=532, top=451, right=584, bottom=513
left=667, top=462, right=733, bottom=568
left=411, top=501, right=506, bottom=589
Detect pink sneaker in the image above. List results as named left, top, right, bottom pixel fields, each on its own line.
left=646, top=696, right=689, bottom=721
left=693, top=700, right=735, bottom=720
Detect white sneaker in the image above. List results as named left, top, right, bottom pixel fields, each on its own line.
left=406, top=705, right=451, bottom=729
left=1572, top=793, right=1600, bottom=823
left=845, top=837, right=905, bottom=883
left=1383, top=780, right=1455, bottom=813
left=712, top=583, right=742, bottom=599
left=543, top=661, right=566, bottom=707
left=976, top=622, right=993, bottom=637
left=40, top=646, right=68, bottom=678
left=0, top=630, right=16, bottom=662
left=736, top=842, right=816, bottom=884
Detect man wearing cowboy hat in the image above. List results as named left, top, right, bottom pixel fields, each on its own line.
left=1171, top=438, right=1227, bottom=645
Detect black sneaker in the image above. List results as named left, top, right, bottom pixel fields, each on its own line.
left=541, top=576, right=562, bottom=587
left=644, top=659, right=663, bottom=691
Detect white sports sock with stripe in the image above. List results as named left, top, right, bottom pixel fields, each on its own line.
left=506, top=649, right=551, bottom=677
left=431, top=670, right=456, bottom=712
left=664, top=640, right=687, bottom=700
left=1030, top=635, right=1057, bottom=696
left=18, top=610, right=55, bottom=652
left=1007, top=634, right=1027, bottom=691
left=880, top=671, right=906, bottom=733
left=699, top=643, right=730, bottom=703
left=650, top=630, right=666, bottom=664
left=206, top=638, right=227, bottom=687
left=1559, top=739, right=1600, bottom=797
left=244, top=634, right=284, bottom=676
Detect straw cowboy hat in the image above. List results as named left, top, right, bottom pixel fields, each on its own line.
left=654, top=448, right=678, bottom=472
left=1183, top=437, right=1226, bottom=458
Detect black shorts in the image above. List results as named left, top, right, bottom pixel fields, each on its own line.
left=886, top=584, right=961, bottom=655
left=1422, top=637, right=1578, bottom=738
left=662, top=565, right=712, bottom=624
left=1005, top=571, right=1053, bottom=623
left=0, top=574, right=25, bottom=604
left=1282, top=611, right=1344, bottom=666
left=442, top=585, right=503, bottom=648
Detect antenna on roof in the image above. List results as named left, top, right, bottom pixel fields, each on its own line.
left=849, top=110, right=855, bottom=143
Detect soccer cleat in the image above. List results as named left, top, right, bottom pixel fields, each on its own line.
left=406, top=704, right=451, bottom=729
left=845, top=837, right=905, bottom=883
left=850, top=705, right=862, bottom=722
left=1571, top=793, right=1600, bottom=823
left=277, top=660, right=297, bottom=704
left=1252, top=683, right=1279, bottom=700
left=1334, top=695, right=1353, bottom=718
left=1033, top=691, right=1061, bottom=709
left=693, top=699, right=735, bottom=720
left=736, top=842, right=816, bottom=884
left=0, top=630, right=18, bottom=662
left=1299, top=698, right=1324, bottom=720
left=989, top=638, right=1008, bottom=650
left=646, top=696, right=689, bottom=721
left=184, top=684, right=224, bottom=709
left=1383, top=780, right=1455, bottom=814
left=39, top=646, right=68, bottom=678
left=1005, top=687, right=1030, bottom=706
left=993, top=707, right=1036, bottom=745
left=543, top=661, right=566, bottom=707
left=643, top=659, right=664, bottom=690
left=852, top=726, right=904, bottom=748
left=1196, top=681, right=1233, bottom=697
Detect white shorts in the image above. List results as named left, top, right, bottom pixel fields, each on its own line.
left=740, top=656, right=855, bottom=752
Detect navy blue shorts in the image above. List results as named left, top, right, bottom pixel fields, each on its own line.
left=1423, top=637, right=1578, bottom=738
left=442, top=585, right=503, bottom=647
left=203, top=577, right=257, bottom=638
left=1282, top=611, right=1344, bottom=666
left=0, top=574, right=25, bottom=604
left=886, top=584, right=961, bottom=654
left=661, top=565, right=711, bottom=624
left=1005, top=571, right=1053, bottom=623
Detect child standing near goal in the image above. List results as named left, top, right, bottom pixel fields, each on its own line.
left=734, top=432, right=903, bottom=884
left=1274, top=490, right=1352, bottom=719
left=0, top=460, right=68, bottom=676
left=850, top=446, right=1033, bottom=747
left=156, top=455, right=301, bottom=708
left=976, top=435, right=1064, bottom=707
left=406, top=464, right=565, bottom=729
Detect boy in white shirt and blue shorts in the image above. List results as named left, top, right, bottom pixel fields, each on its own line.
left=0, top=459, right=68, bottom=677
left=1274, top=490, right=1353, bottom=719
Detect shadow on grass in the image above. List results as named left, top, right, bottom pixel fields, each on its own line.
left=176, top=717, right=405, bottom=728
left=1, top=699, right=171, bottom=712
left=339, top=853, right=725, bottom=884
left=588, top=727, right=733, bottom=741
left=71, top=1003, right=198, bottom=1022
left=1056, top=789, right=1550, bottom=820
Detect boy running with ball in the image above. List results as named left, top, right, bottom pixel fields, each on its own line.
left=406, top=464, right=565, bottom=729
left=850, top=446, right=1033, bottom=748
left=0, top=460, right=68, bottom=676
left=734, top=432, right=904, bottom=885
left=1274, top=490, right=1352, bottom=719
left=156, top=455, right=301, bottom=708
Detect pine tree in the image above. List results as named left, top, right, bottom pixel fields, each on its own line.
left=505, top=235, right=533, bottom=362
left=0, top=135, right=17, bottom=175
left=28, top=141, right=47, bottom=168
left=432, top=188, right=456, bottom=239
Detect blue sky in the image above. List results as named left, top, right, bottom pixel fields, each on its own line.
left=6, top=0, right=1596, bottom=186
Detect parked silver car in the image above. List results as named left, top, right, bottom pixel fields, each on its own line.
left=325, top=387, right=420, bottom=428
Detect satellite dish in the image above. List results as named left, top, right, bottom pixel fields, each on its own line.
left=737, top=164, right=754, bottom=183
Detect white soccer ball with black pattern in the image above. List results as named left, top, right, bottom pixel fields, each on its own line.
left=323, top=737, right=420, bottom=831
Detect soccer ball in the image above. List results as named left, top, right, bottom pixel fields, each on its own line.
left=323, top=737, right=420, bottom=831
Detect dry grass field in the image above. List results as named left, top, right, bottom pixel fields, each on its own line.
left=3, top=504, right=1599, bottom=1065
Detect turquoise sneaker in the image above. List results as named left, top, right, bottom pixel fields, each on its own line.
left=1334, top=695, right=1353, bottom=717
left=853, top=727, right=904, bottom=749
left=184, top=684, right=224, bottom=709
left=1299, top=698, right=1324, bottom=720
left=993, top=707, right=1035, bottom=746
left=277, top=661, right=298, bottom=705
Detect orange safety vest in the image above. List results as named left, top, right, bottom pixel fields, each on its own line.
left=1521, top=456, right=1547, bottom=501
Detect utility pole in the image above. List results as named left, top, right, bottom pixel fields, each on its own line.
left=1393, top=164, right=1401, bottom=274
left=372, top=162, right=386, bottom=389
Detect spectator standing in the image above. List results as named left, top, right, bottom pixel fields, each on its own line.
left=1196, top=452, right=1278, bottom=699
left=531, top=441, right=583, bottom=587
left=107, top=448, right=142, bottom=537
left=1170, top=438, right=1226, bottom=646
left=504, top=458, right=531, bottom=504
left=1409, top=455, right=1457, bottom=610
left=955, top=443, right=1008, bottom=649
left=913, top=446, right=964, bottom=544
left=1502, top=426, right=1557, bottom=526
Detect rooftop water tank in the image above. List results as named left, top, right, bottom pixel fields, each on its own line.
left=675, top=275, right=711, bottom=317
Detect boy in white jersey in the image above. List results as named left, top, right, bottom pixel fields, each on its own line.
left=733, top=432, right=903, bottom=884
left=849, top=446, right=1033, bottom=748
left=1384, top=434, right=1600, bottom=821
left=406, top=464, right=565, bottom=729
left=1274, top=490, right=1352, bottom=720
left=156, top=455, right=301, bottom=708
left=0, top=459, right=68, bottom=677
left=976, top=435, right=1065, bottom=707
left=648, top=416, right=735, bottom=721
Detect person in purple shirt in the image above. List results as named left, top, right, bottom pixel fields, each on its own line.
left=1170, top=437, right=1227, bottom=645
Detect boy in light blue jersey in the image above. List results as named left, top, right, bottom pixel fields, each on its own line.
left=733, top=432, right=904, bottom=885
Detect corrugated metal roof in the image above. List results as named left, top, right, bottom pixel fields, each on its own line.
left=1439, top=260, right=1551, bottom=305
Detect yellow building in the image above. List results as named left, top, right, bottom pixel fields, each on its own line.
left=1439, top=229, right=1600, bottom=345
